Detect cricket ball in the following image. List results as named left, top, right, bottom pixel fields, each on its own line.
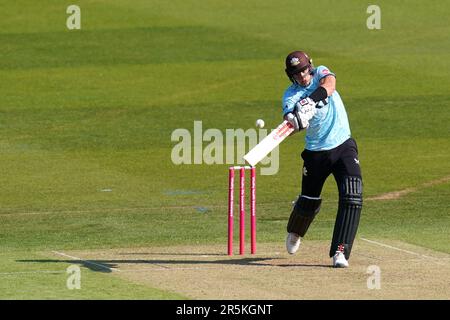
left=255, top=119, right=265, bottom=128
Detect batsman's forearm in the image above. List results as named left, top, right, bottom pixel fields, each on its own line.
left=320, top=75, right=336, bottom=96
left=309, top=76, right=335, bottom=104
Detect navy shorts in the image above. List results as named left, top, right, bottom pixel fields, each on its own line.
left=300, top=138, right=362, bottom=198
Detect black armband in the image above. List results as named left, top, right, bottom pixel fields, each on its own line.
left=309, top=86, right=328, bottom=103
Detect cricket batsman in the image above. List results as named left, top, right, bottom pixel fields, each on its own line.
left=282, top=51, right=363, bottom=268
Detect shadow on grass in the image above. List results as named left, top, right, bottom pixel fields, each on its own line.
left=17, top=256, right=332, bottom=273
left=116, top=252, right=226, bottom=256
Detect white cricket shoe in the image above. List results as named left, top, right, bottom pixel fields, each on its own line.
left=286, top=233, right=301, bottom=254
left=332, top=250, right=349, bottom=268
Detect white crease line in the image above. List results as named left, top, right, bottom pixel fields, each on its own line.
left=52, top=251, right=121, bottom=272
left=374, top=259, right=449, bottom=263
left=360, top=238, right=445, bottom=262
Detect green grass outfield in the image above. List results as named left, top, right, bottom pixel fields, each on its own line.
left=0, top=0, right=449, bottom=299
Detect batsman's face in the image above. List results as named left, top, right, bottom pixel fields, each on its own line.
left=293, top=68, right=312, bottom=86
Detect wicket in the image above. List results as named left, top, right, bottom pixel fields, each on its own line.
left=228, top=166, right=256, bottom=255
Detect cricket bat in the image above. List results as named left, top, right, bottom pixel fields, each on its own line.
left=243, top=120, right=294, bottom=166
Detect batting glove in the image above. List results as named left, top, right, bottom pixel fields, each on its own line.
left=285, top=112, right=300, bottom=132
left=294, top=97, right=317, bottom=129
